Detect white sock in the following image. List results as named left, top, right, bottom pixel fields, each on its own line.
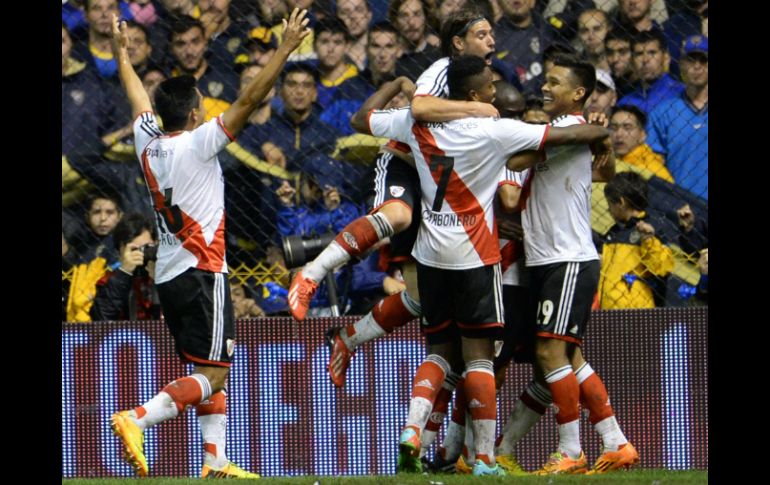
left=439, top=418, right=465, bottom=462
left=303, top=241, right=348, bottom=283
left=557, top=420, right=582, bottom=459
left=472, top=418, right=497, bottom=465
left=463, top=412, right=475, bottom=462
left=341, top=312, right=386, bottom=351
left=496, top=401, right=544, bottom=455
left=405, top=397, right=434, bottom=431
left=133, top=392, right=179, bottom=430
left=199, top=412, right=228, bottom=468
left=594, top=416, right=627, bottom=451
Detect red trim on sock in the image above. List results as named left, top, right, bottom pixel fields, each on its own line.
left=451, top=377, right=467, bottom=425
left=547, top=372, right=580, bottom=424
left=464, top=370, right=497, bottom=420
left=334, top=216, right=381, bottom=258
left=579, top=372, right=615, bottom=424
left=134, top=406, right=147, bottom=419
left=425, top=387, right=452, bottom=432
left=410, top=360, right=445, bottom=401
left=204, top=443, right=218, bottom=457
left=162, top=376, right=205, bottom=413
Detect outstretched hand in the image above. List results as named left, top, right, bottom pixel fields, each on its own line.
left=586, top=111, right=609, bottom=127
left=281, top=8, right=312, bottom=52
left=110, top=14, right=129, bottom=57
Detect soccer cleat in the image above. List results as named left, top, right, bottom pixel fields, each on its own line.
left=396, top=426, right=422, bottom=473
left=287, top=270, right=318, bottom=321
left=496, top=453, right=528, bottom=475
left=202, top=462, right=261, bottom=479
left=426, top=449, right=458, bottom=473
left=325, top=328, right=353, bottom=388
left=472, top=459, right=507, bottom=476
left=110, top=410, right=148, bottom=477
left=534, top=450, right=589, bottom=475
left=587, top=442, right=639, bottom=474
left=455, top=454, right=473, bottom=474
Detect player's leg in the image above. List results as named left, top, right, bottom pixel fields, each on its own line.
left=456, top=264, right=506, bottom=476
left=289, top=152, right=416, bottom=320
left=326, top=224, right=421, bottom=387
left=571, top=347, right=639, bottom=473
left=531, top=261, right=600, bottom=475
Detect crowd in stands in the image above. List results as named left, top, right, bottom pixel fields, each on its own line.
left=62, top=0, right=708, bottom=320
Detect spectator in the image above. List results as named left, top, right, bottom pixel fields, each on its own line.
left=611, top=0, right=664, bottom=37
left=646, top=35, right=708, bottom=200
left=603, top=29, right=636, bottom=98
left=230, top=283, right=266, bottom=318
left=234, top=26, right=279, bottom=68
left=585, top=69, right=617, bottom=117
left=256, top=63, right=341, bottom=171
left=597, top=171, right=674, bottom=309
left=676, top=203, right=707, bottom=258
left=72, top=0, right=124, bottom=78
left=313, top=18, right=368, bottom=109
left=608, top=105, right=671, bottom=180
left=75, top=192, right=124, bottom=266
left=392, top=0, right=441, bottom=80
left=576, top=9, right=610, bottom=72
left=618, top=30, right=684, bottom=115
left=198, top=0, right=251, bottom=65
left=664, top=0, right=708, bottom=78
left=493, top=0, right=557, bottom=95
left=168, top=16, right=241, bottom=105
left=91, top=213, right=161, bottom=320
left=336, top=0, right=374, bottom=70
left=124, top=20, right=154, bottom=77
left=127, top=0, right=158, bottom=26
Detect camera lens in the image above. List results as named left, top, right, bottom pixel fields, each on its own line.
left=281, top=233, right=336, bottom=268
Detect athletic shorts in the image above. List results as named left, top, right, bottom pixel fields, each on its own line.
left=369, top=151, right=421, bottom=261
left=528, top=260, right=600, bottom=345
left=494, top=284, right=536, bottom=369
left=156, top=268, right=235, bottom=367
left=417, top=262, right=504, bottom=345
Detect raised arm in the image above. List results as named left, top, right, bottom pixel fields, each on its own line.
left=110, top=15, right=152, bottom=118
left=411, top=95, right=499, bottom=122
left=222, top=8, right=311, bottom=137
left=350, top=76, right=415, bottom=134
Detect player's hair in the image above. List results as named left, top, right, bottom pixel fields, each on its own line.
left=611, top=104, right=647, bottom=128
left=440, top=7, right=490, bottom=57
left=367, top=20, right=400, bottom=44
left=154, top=75, right=201, bottom=132
left=447, top=54, right=488, bottom=100
left=87, top=190, right=123, bottom=215
left=124, top=20, right=150, bottom=40
left=551, top=53, right=596, bottom=103
left=604, top=171, right=648, bottom=211
left=631, top=29, right=667, bottom=53
left=112, top=213, right=156, bottom=251
left=492, top=80, right=525, bottom=119
left=605, top=28, right=632, bottom=46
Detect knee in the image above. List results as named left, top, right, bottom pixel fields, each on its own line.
left=379, top=203, right=412, bottom=233
left=196, top=366, right=230, bottom=393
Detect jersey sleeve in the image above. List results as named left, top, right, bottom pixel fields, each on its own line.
left=414, top=58, right=450, bottom=98
left=189, top=114, right=236, bottom=162
left=368, top=107, right=413, bottom=144
left=132, top=112, right=163, bottom=159
left=489, top=119, right=549, bottom=154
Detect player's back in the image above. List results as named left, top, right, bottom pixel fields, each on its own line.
left=133, top=113, right=234, bottom=283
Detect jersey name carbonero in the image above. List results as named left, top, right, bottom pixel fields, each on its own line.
left=422, top=209, right=477, bottom=227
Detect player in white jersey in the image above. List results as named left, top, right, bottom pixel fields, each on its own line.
left=288, top=8, right=499, bottom=334
left=514, top=54, right=639, bottom=475
left=107, top=9, right=311, bottom=478
left=360, top=55, right=611, bottom=476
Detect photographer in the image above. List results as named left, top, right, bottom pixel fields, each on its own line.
left=91, top=213, right=161, bottom=321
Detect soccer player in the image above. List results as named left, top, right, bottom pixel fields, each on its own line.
left=287, top=8, right=499, bottom=331
left=514, top=53, right=639, bottom=475
left=106, top=9, right=310, bottom=478
left=356, top=54, right=611, bottom=476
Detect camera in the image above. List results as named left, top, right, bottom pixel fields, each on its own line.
left=281, top=233, right=335, bottom=269
left=139, top=243, right=158, bottom=263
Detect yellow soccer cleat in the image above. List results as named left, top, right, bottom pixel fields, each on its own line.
left=202, top=461, right=261, bottom=479
left=535, top=450, right=589, bottom=475
left=455, top=454, right=473, bottom=474
left=496, top=453, right=528, bottom=475
left=110, top=411, right=148, bottom=477
left=587, top=442, right=640, bottom=474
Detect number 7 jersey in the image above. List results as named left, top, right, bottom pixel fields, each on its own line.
left=368, top=108, right=548, bottom=269
left=133, top=111, right=235, bottom=283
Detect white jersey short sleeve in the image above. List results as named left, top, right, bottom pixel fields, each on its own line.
left=414, top=57, right=450, bottom=98
left=368, top=107, right=414, bottom=143
left=521, top=114, right=599, bottom=266
left=133, top=112, right=235, bottom=283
